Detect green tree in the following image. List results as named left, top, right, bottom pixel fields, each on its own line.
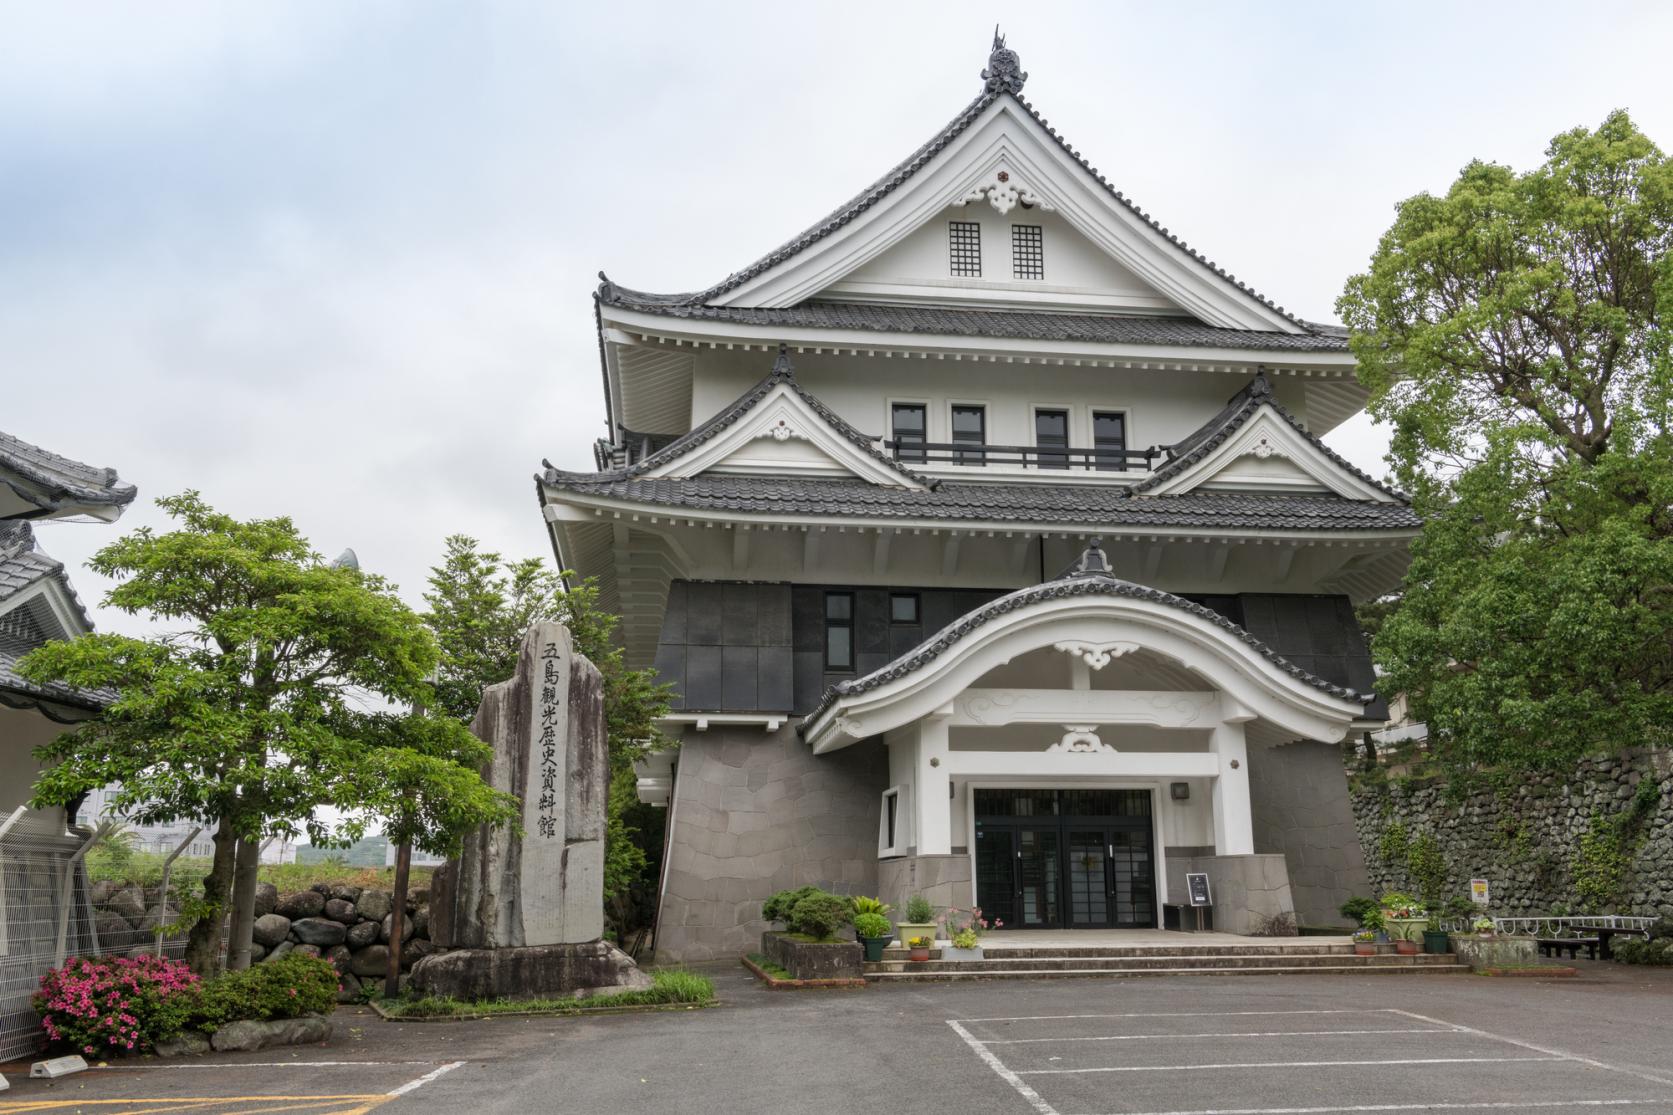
left=19, top=494, right=516, bottom=974
left=422, top=538, right=671, bottom=920
left=1338, top=110, right=1673, bottom=775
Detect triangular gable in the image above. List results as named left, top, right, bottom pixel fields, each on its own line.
left=1134, top=376, right=1405, bottom=503
left=614, top=350, right=928, bottom=490
left=623, top=37, right=1311, bottom=334
left=0, top=524, right=94, bottom=640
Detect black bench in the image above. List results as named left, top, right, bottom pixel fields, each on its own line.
left=1538, top=937, right=1599, bottom=960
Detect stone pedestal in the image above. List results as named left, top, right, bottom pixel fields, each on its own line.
left=412, top=941, right=651, bottom=1001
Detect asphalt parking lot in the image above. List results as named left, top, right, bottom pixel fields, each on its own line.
left=5, top=961, right=1673, bottom=1114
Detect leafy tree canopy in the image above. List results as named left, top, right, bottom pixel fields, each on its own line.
left=1338, top=110, right=1673, bottom=774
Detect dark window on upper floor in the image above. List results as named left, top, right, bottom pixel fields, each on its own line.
left=952, top=404, right=986, bottom=465
left=1012, top=224, right=1044, bottom=279
left=949, top=221, right=982, bottom=277
left=1094, top=410, right=1128, bottom=472
left=892, top=403, right=927, bottom=463
left=824, top=591, right=854, bottom=671
left=1034, top=409, right=1069, bottom=470
left=890, top=593, right=920, bottom=624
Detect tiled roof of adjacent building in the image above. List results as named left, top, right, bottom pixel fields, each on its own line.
left=539, top=471, right=1419, bottom=531
left=0, top=521, right=107, bottom=713
left=800, top=549, right=1374, bottom=734
left=595, top=37, right=1326, bottom=335
left=597, top=292, right=1352, bottom=353
left=0, top=428, right=138, bottom=519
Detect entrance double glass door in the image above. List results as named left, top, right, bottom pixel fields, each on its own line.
left=973, top=789, right=1156, bottom=930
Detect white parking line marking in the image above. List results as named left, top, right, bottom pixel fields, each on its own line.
left=386, top=1060, right=465, bottom=1097
left=1019, top=1055, right=1563, bottom=1075
left=1080, top=1101, right=1673, bottom=1114
left=956, top=1009, right=1386, bottom=1024
left=1388, top=1008, right=1673, bottom=1090
left=946, top=1019, right=1062, bottom=1115
left=980, top=1027, right=1460, bottom=1045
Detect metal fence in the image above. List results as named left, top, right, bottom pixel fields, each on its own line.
left=0, top=811, right=192, bottom=1062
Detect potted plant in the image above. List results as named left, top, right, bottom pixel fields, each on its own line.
left=1422, top=912, right=1451, bottom=955
left=895, top=895, right=937, bottom=951
left=1353, top=929, right=1377, bottom=956
left=853, top=912, right=894, bottom=962
left=1473, top=915, right=1497, bottom=938
left=941, top=907, right=1001, bottom=961
left=906, top=935, right=932, bottom=963
left=1380, top=893, right=1426, bottom=955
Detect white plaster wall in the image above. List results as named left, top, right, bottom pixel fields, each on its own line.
left=0, top=705, right=71, bottom=827
left=690, top=349, right=1310, bottom=455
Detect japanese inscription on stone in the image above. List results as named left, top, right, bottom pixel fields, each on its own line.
left=537, top=642, right=562, bottom=839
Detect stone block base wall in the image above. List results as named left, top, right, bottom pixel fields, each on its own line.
left=1165, top=853, right=1296, bottom=934
left=877, top=854, right=973, bottom=917
left=1249, top=740, right=1370, bottom=927
left=655, top=726, right=888, bottom=962
left=760, top=931, right=863, bottom=980
left=1350, top=749, right=1673, bottom=918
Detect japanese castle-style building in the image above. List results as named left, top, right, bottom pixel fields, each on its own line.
left=538, top=36, right=1410, bottom=960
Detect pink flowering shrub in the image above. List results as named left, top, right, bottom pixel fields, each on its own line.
left=32, top=954, right=199, bottom=1056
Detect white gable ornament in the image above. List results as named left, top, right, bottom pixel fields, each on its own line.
left=1053, top=639, right=1140, bottom=671
left=1048, top=725, right=1114, bottom=754
left=958, top=167, right=1053, bottom=216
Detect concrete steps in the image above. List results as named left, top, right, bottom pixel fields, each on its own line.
left=865, top=943, right=1471, bottom=981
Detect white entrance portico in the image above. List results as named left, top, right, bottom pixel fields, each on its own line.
left=801, top=543, right=1370, bottom=931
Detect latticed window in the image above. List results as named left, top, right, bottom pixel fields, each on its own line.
left=948, top=221, right=982, bottom=277
left=1012, top=223, right=1044, bottom=279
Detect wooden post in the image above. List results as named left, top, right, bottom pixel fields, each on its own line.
left=384, top=836, right=411, bottom=999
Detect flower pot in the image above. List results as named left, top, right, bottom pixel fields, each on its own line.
left=1423, top=929, right=1451, bottom=955
left=1394, top=938, right=1419, bottom=956
left=1354, top=943, right=1376, bottom=956
left=908, top=946, right=931, bottom=962
left=860, top=935, right=892, bottom=963
left=942, top=946, right=983, bottom=962
left=895, top=923, right=937, bottom=949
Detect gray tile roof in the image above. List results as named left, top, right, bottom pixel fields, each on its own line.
left=595, top=40, right=1327, bottom=334
left=597, top=293, right=1351, bottom=354
left=1131, top=373, right=1406, bottom=500
left=540, top=472, right=1419, bottom=531
left=0, top=521, right=106, bottom=712
left=1, top=428, right=137, bottom=519
left=800, top=555, right=1373, bottom=735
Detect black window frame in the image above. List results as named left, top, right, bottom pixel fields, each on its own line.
left=824, top=591, right=855, bottom=671
left=1034, top=407, right=1070, bottom=471
left=889, top=592, right=920, bottom=625
left=951, top=404, right=987, bottom=466
left=1093, top=409, right=1128, bottom=472
left=948, top=220, right=982, bottom=277
left=891, top=403, right=927, bottom=463
left=1012, top=223, right=1044, bottom=280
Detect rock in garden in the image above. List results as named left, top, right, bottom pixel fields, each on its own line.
left=90, top=880, right=117, bottom=906
left=276, top=890, right=325, bottom=919
left=329, top=884, right=363, bottom=904
left=380, top=913, right=414, bottom=944
left=253, top=913, right=292, bottom=947
left=310, top=882, right=332, bottom=896
left=411, top=908, right=429, bottom=938
left=293, top=944, right=321, bottom=960
left=154, top=1031, right=211, bottom=1057
left=349, top=944, right=389, bottom=977
left=325, top=944, right=352, bottom=973
left=107, top=885, right=146, bottom=923
left=291, top=918, right=347, bottom=947
left=401, top=938, right=434, bottom=970
left=94, top=911, right=135, bottom=946
left=324, top=898, right=357, bottom=924
left=209, top=1015, right=332, bottom=1053
left=345, top=919, right=379, bottom=949
left=137, top=903, right=176, bottom=934
left=254, top=883, right=278, bottom=917
left=250, top=943, right=267, bottom=963
left=355, top=889, right=392, bottom=923
left=336, top=973, right=362, bottom=1003
left=262, top=941, right=295, bottom=963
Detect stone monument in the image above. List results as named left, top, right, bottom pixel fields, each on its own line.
left=415, top=621, right=652, bottom=999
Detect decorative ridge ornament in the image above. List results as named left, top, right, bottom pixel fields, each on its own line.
left=769, top=343, right=796, bottom=381
left=981, top=27, right=1026, bottom=94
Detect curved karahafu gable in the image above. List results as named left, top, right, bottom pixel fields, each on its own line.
left=800, top=543, right=1372, bottom=753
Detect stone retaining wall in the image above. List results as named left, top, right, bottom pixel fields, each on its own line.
left=1349, top=749, right=1673, bottom=918
left=89, top=879, right=432, bottom=999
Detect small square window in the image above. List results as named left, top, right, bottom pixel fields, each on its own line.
left=949, top=221, right=982, bottom=277
left=890, top=593, right=920, bottom=624
left=1012, top=224, right=1044, bottom=280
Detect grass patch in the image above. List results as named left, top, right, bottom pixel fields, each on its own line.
left=745, top=952, right=792, bottom=979
left=380, top=969, right=715, bottom=1019
left=778, top=932, right=846, bottom=944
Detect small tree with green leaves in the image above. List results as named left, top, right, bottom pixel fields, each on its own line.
left=20, top=494, right=516, bottom=975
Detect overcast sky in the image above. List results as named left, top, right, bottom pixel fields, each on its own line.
left=7, top=0, right=1671, bottom=637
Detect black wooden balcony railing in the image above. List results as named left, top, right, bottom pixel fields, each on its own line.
left=879, top=439, right=1163, bottom=472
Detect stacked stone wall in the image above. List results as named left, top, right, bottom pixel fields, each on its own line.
left=1348, top=748, right=1673, bottom=918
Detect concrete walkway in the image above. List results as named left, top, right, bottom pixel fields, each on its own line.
left=980, top=928, right=1353, bottom=949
